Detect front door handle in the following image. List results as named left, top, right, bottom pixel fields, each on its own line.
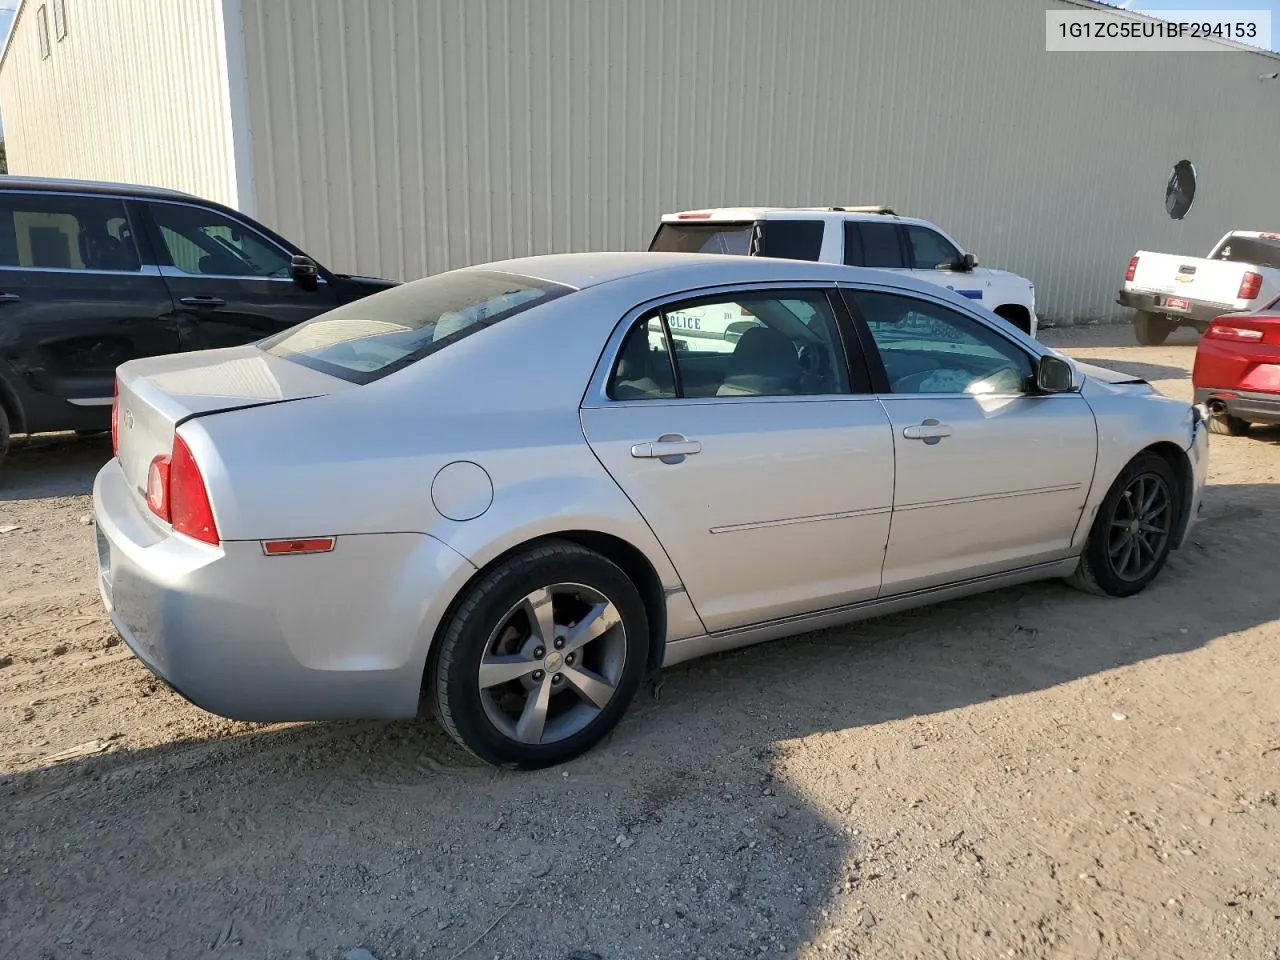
left=0, top=292, right=21, bottom=303
left=178, top=296, right=226, bottom=308
left=902, top=419, right=953, bottom=443
left=631, top=437, right=702, bottom=459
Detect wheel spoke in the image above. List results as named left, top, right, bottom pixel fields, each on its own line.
left=1119, top=538, right=1136, bottom=577
left=561, top=664, right=616, bottom=709
left=1134, top=534, right=1153, bottom=561
left=563, top=601, right=622, bottom=655
left=520, top=588, right=557, bottom=646
left=1140, top=478, right=1162, bottom=514
left=515, top=676, right=553, bottom=744
left=1140, top=520, right=1168, bottom=535
left=478, top=655, right=540, bottom=689
left=1108, top=531, right=1131, bottom=561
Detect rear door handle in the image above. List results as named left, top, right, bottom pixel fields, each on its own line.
left=631, top=438, right=702, bottom=459
left=0, top=292, right=21, bottom=303
left=902, top=419, right=953, bottom=443
left=178, top=296, right=226, bottom=308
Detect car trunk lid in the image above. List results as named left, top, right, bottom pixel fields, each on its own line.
left=114, top=344, right=354, bottom=505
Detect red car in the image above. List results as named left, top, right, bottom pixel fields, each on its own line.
left=1192, top=300, right=1280, bottom=435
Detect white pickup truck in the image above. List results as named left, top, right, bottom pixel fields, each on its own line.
left=1119, top=231, right=1280, bottom=345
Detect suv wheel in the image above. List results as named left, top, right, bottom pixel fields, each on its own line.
left=1133, top=311, right=1174, bottom=346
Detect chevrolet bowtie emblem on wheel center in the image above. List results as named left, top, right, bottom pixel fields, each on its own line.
left=543, top=650, right=564, bottom=673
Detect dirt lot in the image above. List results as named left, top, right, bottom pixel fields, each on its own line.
left=1, top=325, right=1278, bottom=960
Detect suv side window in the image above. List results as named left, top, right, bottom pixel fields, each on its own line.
left=0, top=193, right=142, bottom=272
left=849, top=290, right=1034, bottom=396
left=609, top=290, right=858, bottom=400
left=843, top=221, right=904, bottom=269
left=904, top=226, right=961, bottom=270
left=757, top=220, right=824, bottom=261
left=148, top=202, right=292, bottom=278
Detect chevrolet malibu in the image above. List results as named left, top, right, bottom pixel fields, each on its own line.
left=93, top=253, right=1209, bottom=767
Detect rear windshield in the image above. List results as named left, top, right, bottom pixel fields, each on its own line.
left=1213, top=235, right=1280, bottom=271
left=261, top=270, right=572, bottom=383
left=649, top=222, right=756, bottom=255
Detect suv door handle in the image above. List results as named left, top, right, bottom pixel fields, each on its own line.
left=631, top=437, right=702, bottom=459
left=902, top=419, right=952, bottom=443
left=178, top=296, right=226, bottom=308
left=0, top=292, right=21, bottom=303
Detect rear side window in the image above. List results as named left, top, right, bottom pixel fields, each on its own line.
left=0, top=193, right=142, bottom=272
left=843, top=221, right=904, bottom=268
left=757, top=220, right=824, bottom=261
left=648, top=222, right=755, bottom=255
left=263, top=270, right=572, bottom=383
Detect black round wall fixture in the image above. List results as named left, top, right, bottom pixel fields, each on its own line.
left=1166, top=160, right=1197, bottom=220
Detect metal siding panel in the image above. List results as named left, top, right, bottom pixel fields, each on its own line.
left=228, top=0, right=1280, bottom=321
left=0, top=0, right=233, bottom=204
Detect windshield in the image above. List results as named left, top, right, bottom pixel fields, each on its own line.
left=1213, top=235, right=1280, bottom=270
left=261, top=270, right=572, bottom=383
left=649, top=222, right=756, bottom=255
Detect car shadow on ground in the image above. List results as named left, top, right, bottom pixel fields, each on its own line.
left=2, top=482, right=1276, bottom=959
left=0, top=433, right=111, bottom=502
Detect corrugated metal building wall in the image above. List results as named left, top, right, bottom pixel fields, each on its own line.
left=0, top=0, right=239, bottom=207
left=237, top=0, right=1280, bottom=323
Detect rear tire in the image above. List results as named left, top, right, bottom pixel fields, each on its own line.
left=1068, top=452, right=1180, bottom=598
left=1133, top=311, right=1174, bottom=346
left=429, top=540, right=649, bottom=768
left=0, top=405, right=10, bottom=469
left=1208, top=413, right=1250, bottom=436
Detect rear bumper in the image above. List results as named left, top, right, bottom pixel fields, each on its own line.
left=1118, top=289, right=1235, bottom=327
left=92, top=457, right=476, bottom=722
left=1194, top=386, right=1280, bottom=425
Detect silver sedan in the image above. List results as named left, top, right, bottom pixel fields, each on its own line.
left=92, top=253, right=1209, bottom=767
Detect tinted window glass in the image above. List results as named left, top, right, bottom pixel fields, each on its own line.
left=1213, top=235, right=1280, bottom=271
left=609, top=318, right=678, bottom=400
left=648, top=222, right=755, bottom=255
left=0, top=193, right=141, bottom=271
left=611, top=291, right=855, bottom=400
left=263, top=270, right=571, bottom=383
left=851, top=290, right=1033, bottom=395
left=848, top=222, right=904, bottom=268
left=757, top=220, right=824, bottom=261
left=904, top=226, right=961, bottom=270
left=149, top=202, right=292, bottom=278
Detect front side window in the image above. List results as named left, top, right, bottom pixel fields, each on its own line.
left=849, top=290, right=1034, bottom=396
left=608, top=290, right=854, bottom=399
left=0, top=193, right=141, bottom=272
left=148, top=202, right=292, bottom=278
left=263, top=270, right=570, bottom=383
left=844, top=221, right=904, bottom=269
left=904, top=226, right=961, bottom=270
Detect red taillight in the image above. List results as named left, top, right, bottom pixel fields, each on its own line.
left=170, top=435, right=219, bottom=545
left=1238, top=271, right=1263, bottom=300
left=111, top=379, right=120, bottom=456
left=146, top=433, right=219, bottom=545
left=677, top=212, right=712, bottom=219
left=1125, top=256, right=1139, bottom=282
left=1206, top=322, right=1264, bottom=342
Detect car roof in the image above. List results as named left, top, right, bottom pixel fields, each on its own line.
left=0, top=174, right=197, bottom=200
left=659, top=206, right=942, bottom=231
left=460, top=250, right=954, bottom=298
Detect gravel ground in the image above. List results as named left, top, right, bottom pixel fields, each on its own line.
left=1, top=325, right=1278, bottom=960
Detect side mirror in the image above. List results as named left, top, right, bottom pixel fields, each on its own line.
left=1036, top=354, right=1076, bottom=393
left=290, top=254, right=320, bottom=291
left=958, top=252, right=977, bottom=272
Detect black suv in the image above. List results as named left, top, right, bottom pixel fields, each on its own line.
left=0, top=176, right=398, bottom=465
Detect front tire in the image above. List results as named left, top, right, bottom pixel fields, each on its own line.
left=1068, top=452, right=1180, bottom=598
left=1133, top=311, right=1174, bottom=346
left=1208, top=413, right=1250, bottom=436
left=430, top=540, right=649, bottom=768
left=0, top=405, right=10, bottom=469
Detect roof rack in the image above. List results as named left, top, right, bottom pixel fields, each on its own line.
left=828, top=205, right=898, bottom=216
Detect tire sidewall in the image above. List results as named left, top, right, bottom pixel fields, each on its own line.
left=0, top=405, right=9, bottom=468
left=1083, top=453, right=1180, bottom=597
left=434, top=545, right=649, bottom=768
